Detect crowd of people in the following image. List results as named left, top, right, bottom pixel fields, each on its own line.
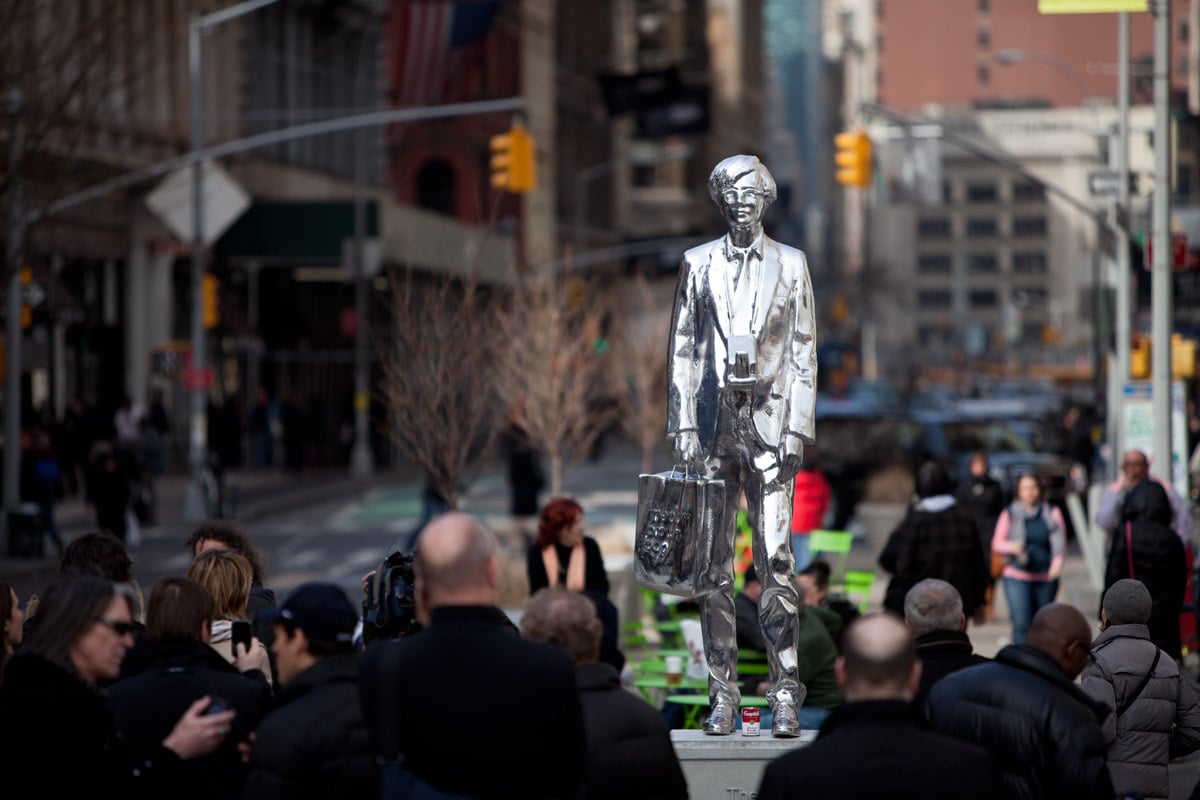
left=2, top=433, right=1200, bottom=798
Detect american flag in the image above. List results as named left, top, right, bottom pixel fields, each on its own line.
left=387, top=0, right=501, bottom=108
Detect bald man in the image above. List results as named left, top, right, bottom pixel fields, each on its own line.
left=758, top=615, right=1001, bottom=800
left=927, top=603, right=1115, bottom=800
left=359, top=513, right=586, bottom=800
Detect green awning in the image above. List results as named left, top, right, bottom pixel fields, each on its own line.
left=216, top=200, right=378, bottom=261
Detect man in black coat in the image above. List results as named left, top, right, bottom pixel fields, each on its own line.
left=360, top=513, right=586, bottom=800
left=108, top=576, right=273, bottom=800
left=758, top=614, right=1003, bottom=800
left=521, top=588, right=687, bottom=800
left=927, top=603, right=1115, bottom=800
left=903, top=578, right=989, bottom=708
left=244, top=582, right=377, bottom=800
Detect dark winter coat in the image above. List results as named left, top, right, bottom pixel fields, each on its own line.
left=758, top=700, right=1004, bottom=800
left=0, top=653, right=182, bottom=797
left=1104, top=482, right=1188, bottom=660
left=575, top=661, right=687, bottom=800
left=107, top=640, right=272, bottom=800
left=955, top=473, right=1008, bottom=552
left=1081, top=623, right=1200, bottom=800
left=243, top=652, right=377, bottom=800
left=359, top=605, right=586, bottom=800
left=912, top=629, right=989, bottom=709
left=879, top=501, right=989, bottom=615
left=927, top=644, right=1115, bottom=800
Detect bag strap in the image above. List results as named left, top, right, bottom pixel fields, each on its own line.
left=377, top=642, right=404, bottom=760
left=1125, top=522, right=1135, bottom=579
left=1116, top=647, right=1161, bottom=717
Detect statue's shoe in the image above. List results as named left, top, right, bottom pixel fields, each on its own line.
left=702, top=699, right=736, bottom=735
left=771, top=702, right=801, bottom=738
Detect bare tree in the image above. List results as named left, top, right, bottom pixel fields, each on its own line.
left=380, top=267, right=503, bottom=509
left=496, top=269, right=620, bottom=495
left=610, top=274, right=671, bottom=473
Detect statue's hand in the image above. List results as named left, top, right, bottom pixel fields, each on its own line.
left=674, top=431, right=703, bottom=469
left=776, top=436, right=804, bottom=484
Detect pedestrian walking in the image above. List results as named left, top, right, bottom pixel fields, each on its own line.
left=992, top=474, right=1067, bottom=645
left=1082, top=580, right=1200, bottom=800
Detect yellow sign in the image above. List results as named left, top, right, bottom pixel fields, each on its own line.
left=1039, top=0, right=1147, bottom=12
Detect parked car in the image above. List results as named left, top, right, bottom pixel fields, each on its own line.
left=814, top=407, right=1086, bottom=529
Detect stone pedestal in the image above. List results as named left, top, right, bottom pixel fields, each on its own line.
left=669, top=729, right=815, bottom=800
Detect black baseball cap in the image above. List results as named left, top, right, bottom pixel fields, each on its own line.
left=259, top=582, right=357, bottom=645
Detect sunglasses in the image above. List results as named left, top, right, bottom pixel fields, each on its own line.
left=96, top=617, right=135, bottom=636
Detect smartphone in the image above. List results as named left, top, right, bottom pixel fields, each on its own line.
left=231, top=620, right=253, bottom=653
left=205, top=696, right=231, bottom=715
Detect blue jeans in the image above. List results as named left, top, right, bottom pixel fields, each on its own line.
left=1003, top=577, right=1059, bottom=645
left=791, top=534, right=811, bottom=572
left=754, top=704, right=832, bottom=732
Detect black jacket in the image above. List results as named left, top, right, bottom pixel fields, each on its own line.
left=758, top=700, right=1004, bottom=800
left=243, top=652, right=377, bottom=800
left=913, top=629, right=989, bottom=709
left=360, top=605, right=586, bottom=800
left=575, top=661, right=687, bottom=800
left=1104, top=518, right=1187, bottom=661
left=526, top=536, right=610, bottom=596
left=926, top=644, right=1115, bottom=800
left=879, top=504, right=989, bottom=615
left=955, top=474, right=1007, bottom=550
left=108, top=640, right=272, bottom=800
left=0, top=653, right=182, bottom=797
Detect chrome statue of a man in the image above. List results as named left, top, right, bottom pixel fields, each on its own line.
left=667, top=155, right=816, bottom=737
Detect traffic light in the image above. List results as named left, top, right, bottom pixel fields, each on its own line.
left=202, top=273, right=219, bottom=329
left=1172, top=333, right=1196, bottom=379
left=489, top=124, right=537, bottom=193
left=834, top=128, right=873, bottom=187
left=1131, top=336, right=1150, bottom=379
left=19, top=267, right=32, bottom=330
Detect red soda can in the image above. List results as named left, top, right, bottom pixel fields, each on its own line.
left=741, top=707, right=760, bottom=736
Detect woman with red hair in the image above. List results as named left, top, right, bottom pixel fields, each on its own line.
left=526, top=498, right=610, bottom=596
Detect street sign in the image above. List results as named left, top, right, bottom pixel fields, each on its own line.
left=1121, top=381, right=1189, bottom=499
left=145, top=161, right=251, bottom=247
left=1040, top=0, right=1147, bottom=11
left=1143, top=232, right=1189, bottom=270
left=1088, top=170, right=1139, bottom=197
left=182, top=366, right=214, bottom=391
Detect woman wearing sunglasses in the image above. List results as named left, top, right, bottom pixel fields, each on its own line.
left=0, top=576, right=235, bottom=796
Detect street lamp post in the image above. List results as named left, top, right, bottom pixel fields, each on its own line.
left=994, top=49, right=1090, bottom=102
left=185, top=0, right=282, bottom=521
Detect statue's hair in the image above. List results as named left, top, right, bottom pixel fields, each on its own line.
left=708, top=154, right=777, bottom=207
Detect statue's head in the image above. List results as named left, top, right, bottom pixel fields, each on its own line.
left=708, top=155, right=776, bottom=231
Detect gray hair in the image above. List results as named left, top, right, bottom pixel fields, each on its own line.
left=708, top=154, right=777, bottom=207
left=903, top=578, right=963, bottom=636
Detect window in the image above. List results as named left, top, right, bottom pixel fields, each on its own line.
left=943, top=181, right=954, bottom=203
left=918, top=290, right=953, bottom=309
left=968, top=254, right=997, bottom=273
left=966, top=217, right=998, bottom=238
left=1012, top=252, right=1047, bottom=274
left=1013, top=216, right=1047, bottom=238
left=918, top=325, right=945, bottom=346
left=918, top=218, right=952, bottom=240
left=978, top=0, right=989, bottom=11
left=917, top=254, right=952, bottom=274
left=969, top=289, right=998, bottom=308
left=978, top=63, right=990, bottom=85
left=1013, top=287, right=1047, bottom=305
left=416, top=160, right=456, bottom=215
left=978, top=28, right=990, bottom=49
left=967, top=182, right=997, bottom=202
left=1013, top=181, right=1045, bottom=202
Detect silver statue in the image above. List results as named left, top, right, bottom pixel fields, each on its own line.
left=667, top=155, right=817, bottom=737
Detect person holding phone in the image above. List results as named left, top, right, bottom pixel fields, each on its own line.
left=109, top=576, right=272, bottom=799
left=188, top=549, right=272, bottom=686
left=0, top=576, right=235, bottom=796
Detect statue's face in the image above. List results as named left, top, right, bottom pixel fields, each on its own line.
left=719, top=170, right=767, bottom=230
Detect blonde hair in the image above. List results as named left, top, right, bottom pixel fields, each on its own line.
left=186, top=549, right=252, bottom=619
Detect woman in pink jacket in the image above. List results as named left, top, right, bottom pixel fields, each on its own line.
left=992, top=474, right=1066, bottom=644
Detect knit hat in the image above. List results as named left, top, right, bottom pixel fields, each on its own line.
left=1102, top=579, right=1152, bottom=625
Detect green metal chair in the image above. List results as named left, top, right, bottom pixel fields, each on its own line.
left=807, top=529, right=854, bottom=583
left=844, top=569, right=876, bottom=614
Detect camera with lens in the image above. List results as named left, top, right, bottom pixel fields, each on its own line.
left=363, top=550, right=421, bottom=642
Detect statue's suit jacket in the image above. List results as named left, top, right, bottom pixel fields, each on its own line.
left=667, top=234, right=817, bottom=462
